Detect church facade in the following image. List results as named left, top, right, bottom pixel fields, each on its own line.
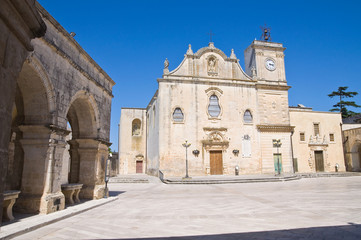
left=119, top=40, right=345, bottom=177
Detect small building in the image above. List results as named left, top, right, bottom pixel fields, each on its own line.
left=290, top=105, right=345, bottom=173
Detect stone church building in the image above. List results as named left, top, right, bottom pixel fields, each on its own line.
left=119, top=40, right=345, bottom=177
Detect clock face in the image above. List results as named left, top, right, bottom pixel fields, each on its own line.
left=265, top=59, right=276, bottom=71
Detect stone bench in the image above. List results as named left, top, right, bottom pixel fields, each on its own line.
left=61, top=183, right=83, bottom=205
left=2, top=190, right=21, bottom=221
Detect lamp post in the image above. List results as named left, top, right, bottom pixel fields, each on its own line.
left=273, top=139, right=282, bottom=175
left=182, top=140, right=191, bottom=179
left=104, top=152, right=112, bottom=198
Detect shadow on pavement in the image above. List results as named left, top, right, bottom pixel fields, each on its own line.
left=109, top=191, right=126, bottom=197
left=91, top=223, right=361, bottom=240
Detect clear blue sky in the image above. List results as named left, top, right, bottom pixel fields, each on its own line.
left=38, top=0, right=361, bottom=152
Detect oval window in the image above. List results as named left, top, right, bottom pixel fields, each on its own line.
left=208, top=95, right=221, bottom=117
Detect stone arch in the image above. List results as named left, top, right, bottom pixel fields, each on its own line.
left=16, top=57, right=55, bottom=125
left=66, top=91, right=100, bottom=139
left=65, top=91, right=100, bottom=185
left=6, top=57, right=54, bottom=191
left=6, top=57, right=60, bottom=214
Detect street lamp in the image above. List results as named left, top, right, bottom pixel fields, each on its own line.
left=104, top=152, right=112, bottom=198
left=272, top=139, right=282, bottom=175
left=182, top=140, right=191, bottom=179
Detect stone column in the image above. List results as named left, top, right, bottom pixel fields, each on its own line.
left=0, top=0, right=46, bottom=226
left=68, top=140, right=80, bottom=183
left=77, top=139, right=108, bottom=199
left=16, top=125, right=66, bottom=214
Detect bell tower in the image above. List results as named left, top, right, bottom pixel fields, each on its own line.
left=244, top=31, right=287, bottom=84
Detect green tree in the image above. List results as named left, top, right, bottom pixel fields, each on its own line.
left=328, top=86, right=360, bottom=118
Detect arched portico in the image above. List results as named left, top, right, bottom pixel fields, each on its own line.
left=66, top=92, right=109, bottom=199
left=6, top=58, right=68, bottom=214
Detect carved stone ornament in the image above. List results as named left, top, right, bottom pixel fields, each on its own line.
left=202, top=130, right=229, bottom=151
left=163, top=58, right=169, bottom=74
left=251, top=66, right=257, bottom=78
left=207, top=56, right=218, bottom=76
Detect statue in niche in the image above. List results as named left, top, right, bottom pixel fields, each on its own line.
left=208, top=58, right=216, bottom=72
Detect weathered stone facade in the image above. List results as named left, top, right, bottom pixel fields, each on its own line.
left=119, top=40, right=345, bottom=178
left=0, top=0, right=46, bottom=226
left=1, top=1, right=115, bottom=223
left=342, top=115, right=361, bottom=171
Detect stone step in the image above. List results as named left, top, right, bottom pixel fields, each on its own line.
left=163, top=175, right=301, bottom=184
left=297, top=172, right=361, bottom=178
left=109, top=178, right=149, bottom=183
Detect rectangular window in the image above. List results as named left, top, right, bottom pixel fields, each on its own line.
left=313, top=123, right=320, bottom=136
left=329, top=133, right=335, bottom=142
left=300, top=132, right=305, bottom=141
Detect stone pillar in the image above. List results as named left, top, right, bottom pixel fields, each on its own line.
left=0, top=0, right=46, bottom=226
left=68, top=140, right=80, bottom=183
left=16, top=125, right=65, bottom=214
left=76, top=139, right=108, bottom=199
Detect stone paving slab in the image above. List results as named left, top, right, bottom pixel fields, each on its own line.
left=8, top=177, right=361, bottom=240
left=0, top=197, right=118, bottom=240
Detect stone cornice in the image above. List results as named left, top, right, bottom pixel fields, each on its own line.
left=146, top=90, right=158, bottom=110
left=36, top=3, right=115, bottom=88
left=158, top=77, right=256, bottom=88
left=256, top=84, right=291, bottom=91
left=251, top=40, right=286, bottom=51
left=40, top=37, right=114, bottom=97
left=257, top=125, right=295, bottom=133
left=0, top=0, right=46, bottom=51
left=203, top=127, right=227, bottom=132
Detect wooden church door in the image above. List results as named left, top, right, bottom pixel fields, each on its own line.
left=210, top=151, right=223, bottom=175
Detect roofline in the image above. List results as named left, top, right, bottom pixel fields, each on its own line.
left=36, top=2, right=115, bottom=87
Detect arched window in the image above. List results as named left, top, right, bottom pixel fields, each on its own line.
left=132, top=119, right=141, bottom=136
left=208, top=95, right=221, bottom=117
left=243, top=110, right=253, bottom=123
left=172, top=108, right=184, bottom=122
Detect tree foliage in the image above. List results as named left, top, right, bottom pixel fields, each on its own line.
left=328, top=86, right=360, bottom=118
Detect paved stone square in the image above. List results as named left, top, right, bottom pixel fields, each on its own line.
left=13, top=177, right=361, bottom=239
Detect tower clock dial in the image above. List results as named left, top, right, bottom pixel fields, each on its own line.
left=265, top=58, right=276, bottom=71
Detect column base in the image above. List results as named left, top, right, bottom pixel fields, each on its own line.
left=80, top=185, right=106, bottom=199
left=15, top=192, right=65, bottom=214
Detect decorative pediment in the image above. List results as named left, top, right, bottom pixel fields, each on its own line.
left=163, top=43, right=252, bottom=81
left=194, top=42, right=228, bottom=60
left=202, top=129, right=229, bottom=151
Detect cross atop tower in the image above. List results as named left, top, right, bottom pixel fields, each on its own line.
left=208, top=30, right=215, bottom=42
